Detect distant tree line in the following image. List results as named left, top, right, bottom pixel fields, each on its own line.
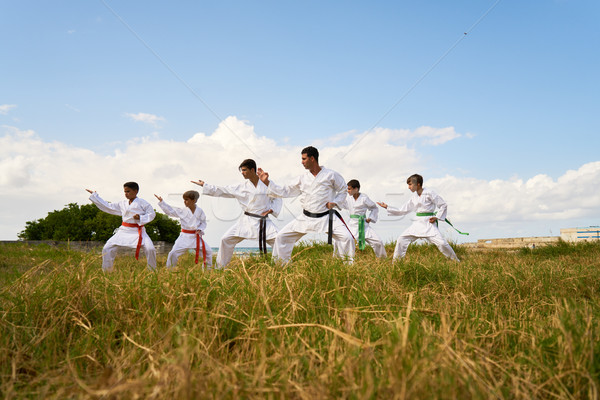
left=19, top=203, right=180, bottom=243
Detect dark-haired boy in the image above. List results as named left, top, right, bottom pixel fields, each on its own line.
left=377, top=174, right=459, bottom=262
left=86, top=182, right=157, bottom=271
left=191, top=159, right=281, bottom=268
left=342, top=179, right=386, bottom=258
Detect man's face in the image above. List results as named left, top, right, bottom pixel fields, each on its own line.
left=240, top=166, right=255, bottom=180
left=301, top=154, right=315, bottom=170
left=124, top=187, right=138, bottom=200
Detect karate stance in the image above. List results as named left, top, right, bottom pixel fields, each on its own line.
left=377, top=174, right=459, bottom=262
left=86, top=182, right=157, bottom=271
left=191, top=159, right=281, bottom=268
left=155, top=191, right=213, bottom=269
left=258, top=146, right=355, bottom=263
left=341, top=179, right=386, bottom=258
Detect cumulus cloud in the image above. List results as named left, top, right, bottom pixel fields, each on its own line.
left=0, top=104, right=17, bottom=115
left=1, top=118, right=599, bottom=245
left=124, top=112, right=166, bottom=127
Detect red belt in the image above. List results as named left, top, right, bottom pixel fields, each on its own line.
left=122, top=222, right=143, bottom=260
left=181, top=229, right=207, bottom=265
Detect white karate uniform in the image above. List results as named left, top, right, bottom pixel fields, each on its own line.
left=386, top=188, right=459, bottom=261
left=341, top=193, right=386, bottom=258
left=202, top=180, right=282, bottom=268
left=267, top=167, right=355, bottom=263
left=158, top=200, right=213, bottom=268
left=89, top=192, right=157, bottom=271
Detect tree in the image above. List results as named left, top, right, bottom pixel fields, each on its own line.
left=19, top=203, right=180, bottom=243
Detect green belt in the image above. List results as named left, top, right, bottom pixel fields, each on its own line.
left=416, top=212, right=469, bottom=235
left=350, top=214, right=366, bottom=250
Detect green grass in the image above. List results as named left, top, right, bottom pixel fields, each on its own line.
left=1, top=241, right=599, bottom=399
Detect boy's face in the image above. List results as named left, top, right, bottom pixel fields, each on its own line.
left=407, top=181, right=420, bottom=193
left=183, top=196, right=197, bottom=209
left=240, top=166, right=256, bottom=180
left=123, top=187, right=138, bottom=200
left=347, top=186, right=359, bottom=196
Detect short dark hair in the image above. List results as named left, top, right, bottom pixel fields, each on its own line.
left=183, top=190, right=200, bottom=201
left=406, top=174, right=423, bottom=186
left=238, top=159, right=257, bottom=171
left=301, top=146, right=319, bottom=162
left=347, top=179, right=360, bottom=189
left=123, top=181, right=139, bottom=191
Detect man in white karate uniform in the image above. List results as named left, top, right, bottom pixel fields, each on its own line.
left=341, top=179, right=386, bottom=258
left=155, top=190, right=213, bottom=269
left=191, top=159, right=282, bottom=268
left=257, top=146, right=355, bottom=264
left=377, top=174, right=460, bottom=262
left=86, top=182, right=157, bottom=272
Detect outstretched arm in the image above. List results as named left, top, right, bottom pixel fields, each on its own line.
left=376, top=201, right=388, bottom=209
left=190, top=180, right=205, bottom=187
left=154, top=194, right=163, bottom=202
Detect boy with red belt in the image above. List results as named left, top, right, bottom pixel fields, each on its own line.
left=86, top=182, right=157, bottom=271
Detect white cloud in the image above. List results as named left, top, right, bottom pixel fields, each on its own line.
left=1, top=119, right=599, bottom=246
left=124, top=112, right=166, bottom=127
left=0, top=104, right=17, bottom=115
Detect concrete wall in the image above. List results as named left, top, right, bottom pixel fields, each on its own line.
left=463, top=236, right=560, bottom=250
left=560, top=227, right=600, bottom=242
left=1, top=240, right=174, bottom=255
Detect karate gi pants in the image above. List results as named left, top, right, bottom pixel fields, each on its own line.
left=216, top=235, right=275, bottom=268
left=166, top=241, right=213, bottom=269
left=272, top=221, right=355, bottom=263
left=102, top=242, right=157, bottom=271
left=393, top=233, right=459, bottom=261
left=364, top=234, right=387, bottom=258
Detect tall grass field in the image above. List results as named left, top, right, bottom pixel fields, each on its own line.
left=1, top=241, right=599, bottom=399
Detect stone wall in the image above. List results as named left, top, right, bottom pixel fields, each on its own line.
left=1, top=240, right=174, bottom=255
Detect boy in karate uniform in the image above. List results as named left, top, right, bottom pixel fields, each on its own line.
left=155, top=190, right=213, bottom=269
left=191, top=159, right=281, bottom=268
left=86, top=182, right=157, bottom=271
left=377, top=174, right=460, bottom=262
left=342, top=179, right=386, bottom=258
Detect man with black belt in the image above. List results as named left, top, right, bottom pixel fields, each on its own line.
left=257, top=146, right=355, bottom=264
left=191, top=159, right=281, bottom=268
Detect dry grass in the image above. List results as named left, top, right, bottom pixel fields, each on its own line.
left=1, top=241, right=599, bottom=399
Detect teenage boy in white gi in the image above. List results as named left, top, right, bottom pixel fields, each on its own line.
left=191, top=159, right=281, bottom=268
left=377, top=174, right=460, bottom=262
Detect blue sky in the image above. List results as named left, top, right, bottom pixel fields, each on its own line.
left=1, top=0, right=599, bottom=245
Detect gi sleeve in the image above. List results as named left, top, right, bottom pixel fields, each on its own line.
left=89, top=192, right=122, bottom=216
left=202, top=183, right=239, bottom=199
left=331, top=172, right=347, bottom=207
left=431, top=191, right=448, bottom=222
left=269, top=196, right=283, bottom=218
left=364, top=195, right=379, bottom=223
left=137, top=200, right=156, bottom=225
left=158, top=200, right=181, bottom=219
left=267, top=176, right=302, bottom=198
left=196, top=208, right=208, bottom=232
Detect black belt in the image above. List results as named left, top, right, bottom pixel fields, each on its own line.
left=244, top=211, right=268, bottom=254
left=303, top=209, right=352, bottom=244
